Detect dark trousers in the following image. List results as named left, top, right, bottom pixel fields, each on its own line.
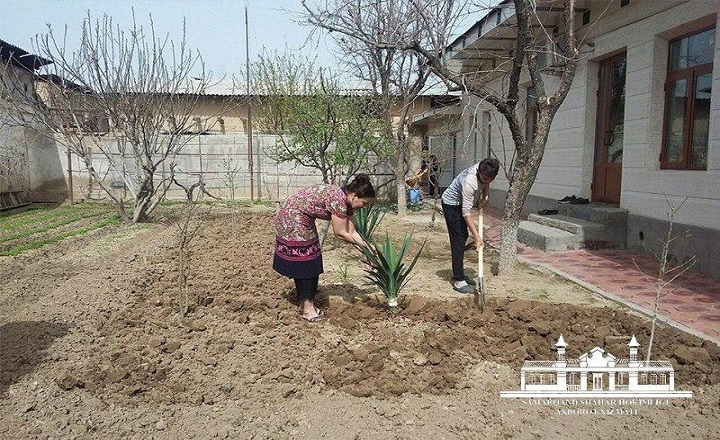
left=294, top=276, right=319, bottom=301
left=442, top=203, right=468, bottom=281
left=429, top=175, right=438, bottom=196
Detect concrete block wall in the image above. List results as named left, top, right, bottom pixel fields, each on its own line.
left=60, top=133, right=396, bottom=203
left=1, top=65, right=68, bottom=202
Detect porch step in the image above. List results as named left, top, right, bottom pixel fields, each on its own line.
left=519, top=203, right=628, bottom=252
left=528, top=213, right=604, bottom=238
left=517, top=220, right=582, bottom=251
left=558, top=203, right=628, bottom=226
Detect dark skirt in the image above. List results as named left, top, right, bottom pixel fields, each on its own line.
left=273, top=236, right=324, bottom=279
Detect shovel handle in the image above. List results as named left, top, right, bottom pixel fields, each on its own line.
left=478, top=207, right=484, bottom=275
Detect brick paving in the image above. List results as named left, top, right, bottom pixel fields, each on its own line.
left=478, top=206, right=720, bottom=344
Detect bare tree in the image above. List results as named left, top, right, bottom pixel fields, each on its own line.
left=249, top=49, right=386, bottom=186
left=1, top=11, right=230, bottom=223
left=635, top=196, right=696, bottom=364
left=302, top=0, right=464, bottom=216
left=171, top=174, right=210, bottom=319
left=409, top=0, right=583, bottom=274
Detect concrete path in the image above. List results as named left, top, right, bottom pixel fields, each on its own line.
left=476, top=206, right=720, bottom=345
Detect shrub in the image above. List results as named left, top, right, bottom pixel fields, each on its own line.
left=356, top=232, right=424, bottom=307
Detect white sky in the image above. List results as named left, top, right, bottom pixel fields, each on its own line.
left=1, top=0, right=497, bottom=91
left=0, top=0, right=338, bottom=80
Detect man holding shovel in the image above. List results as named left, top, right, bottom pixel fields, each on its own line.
left=440, top=158, right=500, bottom=294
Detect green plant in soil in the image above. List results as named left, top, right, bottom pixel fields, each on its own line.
left=0, top=209, right=111, bottom=243
left=0, top=215, right=122, bottom=256
left=353, top=204, right=386, bottom=243
left=338, top=260, right=350, bottom=283
left=356, top=232, right=424, bottom=308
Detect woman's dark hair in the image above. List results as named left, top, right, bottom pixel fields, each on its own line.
left=477, top=158, right=500, bottom=179
left=344, top=173, right=376, bottom=198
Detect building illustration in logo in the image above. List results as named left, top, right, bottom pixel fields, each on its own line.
left=501, top=335, right=693, bottom=398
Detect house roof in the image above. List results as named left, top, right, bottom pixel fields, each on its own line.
left=444, top=0, right=592, bottom=74
left=411, top=103, right=461, bottom=124
left=0, top=38, right=52, bottom=71
left=37, top=74, right=90, bottom=93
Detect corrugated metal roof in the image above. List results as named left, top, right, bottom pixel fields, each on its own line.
left=0, top=38, right=52, bottom=71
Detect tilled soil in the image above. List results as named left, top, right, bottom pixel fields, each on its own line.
left=1, top=209, right=719, bottom=439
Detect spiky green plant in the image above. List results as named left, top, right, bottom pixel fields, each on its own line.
left=353, top=204, right=386, bottom=243
left=356, top=232, right=425, bottom=307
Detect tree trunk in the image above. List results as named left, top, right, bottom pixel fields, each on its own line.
left=395, top=172, right=407, bottom=217
left=395, top=148, right=407, bottom=217
left=133, top=175, right=155, bottom=223
left=317, top=220, right=331, bottom=245
left=498, top=151, right=535, bottom=274
left=499, top=187, right=523, bottom=274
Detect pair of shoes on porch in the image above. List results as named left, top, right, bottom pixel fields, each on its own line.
left=558, top=195, right=590, bottom=205
left=538, top=209, right=558, bottom=215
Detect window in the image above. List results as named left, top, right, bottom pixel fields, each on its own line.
left=661, top=26, right=714, bottom=170
left=483, top=111, right=492, bottom=157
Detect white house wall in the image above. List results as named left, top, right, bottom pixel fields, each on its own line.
left=452, top=0, right=720, bottom=275
left=466, top=65, right=591, bottom=202
left=589, top=1, right=720, bottom=275
left=599, top=2, right=720, bottom=230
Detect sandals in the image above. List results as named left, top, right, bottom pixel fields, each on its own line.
left=303, top=314, right=324, bottom=323
left=297, top=305, right=325, bottom=322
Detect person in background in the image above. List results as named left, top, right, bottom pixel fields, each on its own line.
left=440, top=158, right=500, bottom=294
left=273, top=174, right=375, bottom=322
left=420, top=152, right=440, bottom=198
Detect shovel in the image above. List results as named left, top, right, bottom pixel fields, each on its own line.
left=476, top=206, right=486, bottom=311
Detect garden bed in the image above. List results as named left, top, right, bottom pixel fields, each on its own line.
left=0, top=207, right=718, bottom=439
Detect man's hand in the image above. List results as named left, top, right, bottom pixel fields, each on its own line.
left=476, top=239, right=483, bottom=251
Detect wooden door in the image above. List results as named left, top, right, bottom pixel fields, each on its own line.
left=592, top=53, right=626, bottom=205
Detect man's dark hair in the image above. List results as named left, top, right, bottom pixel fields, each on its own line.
left=477, top=158, right=500, bottom=179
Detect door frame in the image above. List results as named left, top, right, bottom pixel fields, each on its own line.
left=592, top=51, right=627, bottom=205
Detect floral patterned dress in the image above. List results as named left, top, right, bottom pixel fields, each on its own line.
left=273, top=184, right=350, bottom=279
